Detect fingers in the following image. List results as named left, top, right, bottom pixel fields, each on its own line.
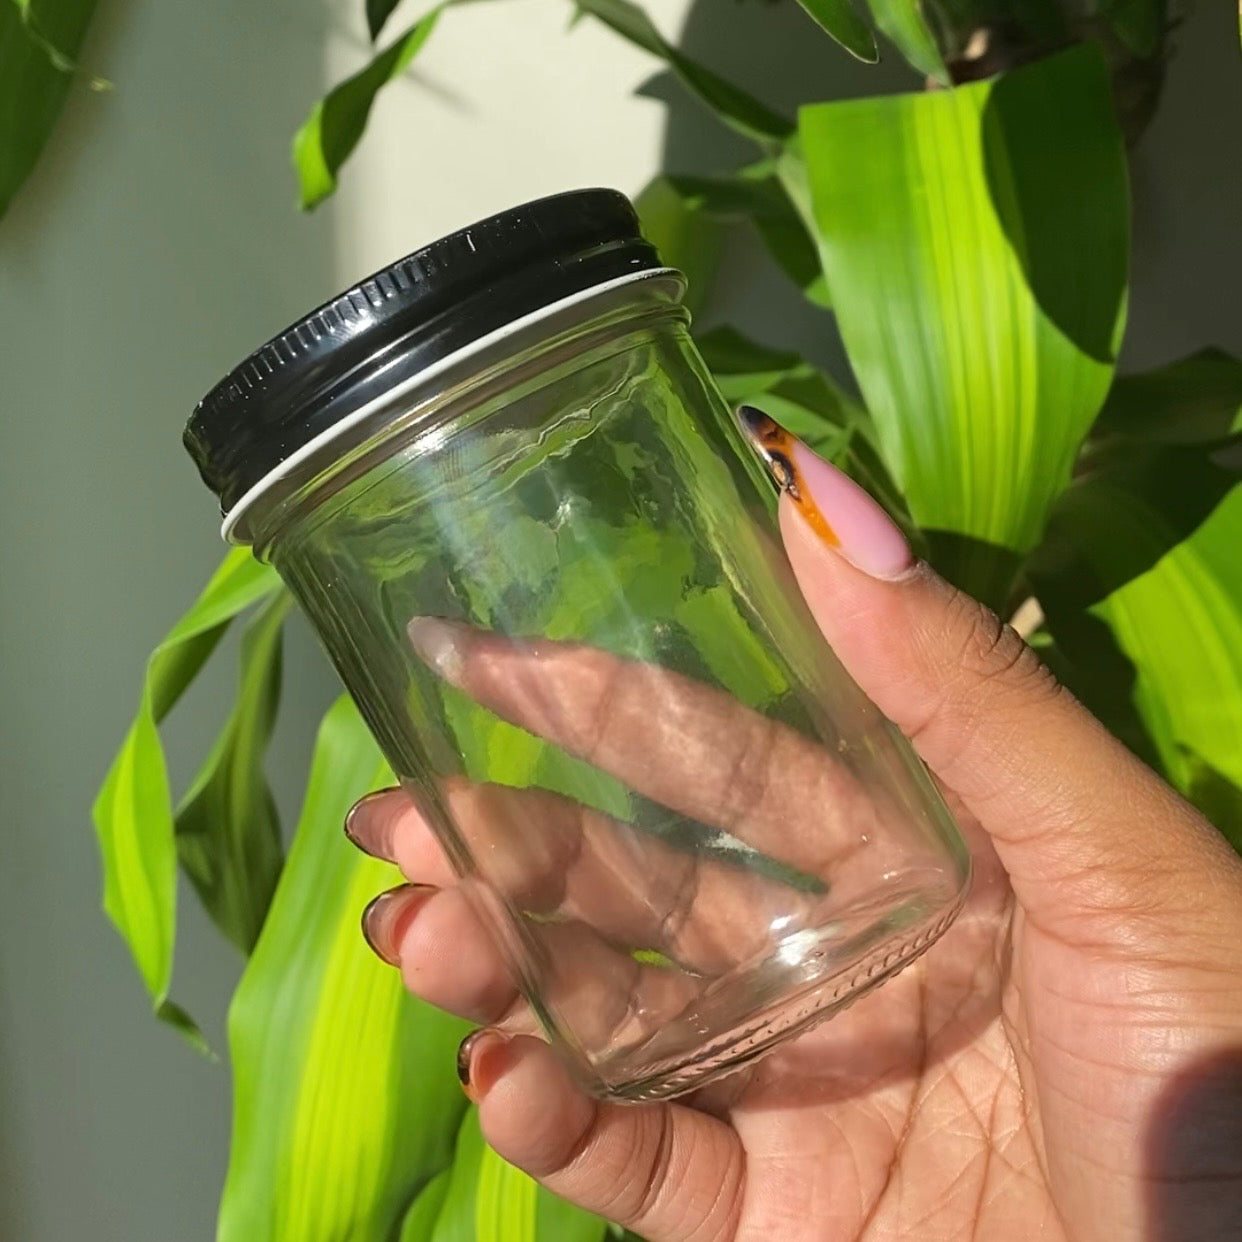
left=354, top=803, right=711, bottom=1049
left=363, top=882, right=522, bottom=1023
left=407, top=617, right=879, bottom=881
left=350, top=784, right=817, bottom=975
left=464, top=1032, right=744, bottom=1242
left=359, top=869, right=708, bottom=1047
left=771, top=427, right=1233, bottom=936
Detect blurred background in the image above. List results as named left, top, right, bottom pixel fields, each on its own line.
left=0, top=0, right=1239, bottom=1237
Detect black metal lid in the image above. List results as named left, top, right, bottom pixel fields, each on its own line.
left=185, top=189, right=663, bottom=518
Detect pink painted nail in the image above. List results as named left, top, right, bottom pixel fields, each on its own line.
left=738, top=406, right=913, bottom=580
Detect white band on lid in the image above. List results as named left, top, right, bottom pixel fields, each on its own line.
left=221, top=267, right=681, bottom=544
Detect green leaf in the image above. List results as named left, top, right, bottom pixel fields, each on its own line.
left=1092, top=486, right=1242, bottom=800
left=772, top=141, right=834, bottom=309
left=865, top=0, right=948, bottom=82
left=662, top=171, right=830, bottom=308
left=634, top=175, right=725, bottom=317
left=1103, top=0, right=1164, bottom=58
left=1033, top=613, right=1166, bottom=770
left=792, top=0, right=878, bottom=63
left=92, top=706, right=178, bottom=1011
left=800, top=45, right=1128, bottom=578
left=219, top=696, right=470, bottom=1242
left=696, top=325, right=861, bottom=440
left=1181, top=749, right=1242, bottom=855
left=366, top=0, right=404, bottom=41
left=695, top=324, right=910, bottom=529
left=10, top=0, right=73, bottom=71
left=696, top=324, right=806, bottom=395
left=428, top=1109, right=607, bottom=1242
left=175, top=591, right=290, bottom=953
left=0, top=0, right=104, bottom=218
left=574, top=0, right=793, bottom=143
left=1092, top=349, right=1242, bottom=445
left=156, top=998, right=216, bottom=1058
left=1030, top=354, right=1242, bottom=794
left=534, top=1178, right=611, bottom=1242
left=1029, top=436, right=1241, bottom=611
left=92, top=550, right=281, bottom=1039
left=293, top=7, right=442, bottom=210
left=400, top=1170, right=452, bottom=1240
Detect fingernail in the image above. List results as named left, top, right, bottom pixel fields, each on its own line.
left=344, top=787, right=401, bottom=858
left=456, top=1029, right=512, bottom=1102
left=361, top=883, right=434, bottom=966
left=408, top=617, right=467, bottom=686
left=737, top=405, right=913, bottom=580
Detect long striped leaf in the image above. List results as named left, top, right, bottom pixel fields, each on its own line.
left=634, top=176, right=725, bottom=318
left=574, top=0, right=793, bottom=143
left=401, top=1171, right=453, bottom=1240
left=366, top=0, right=404, bottom=41
left=1096, top=487, right=1242, bottom=805
left=696, top=325, right=863, bottom=437
left=1030, top=352, right=1242, bottom=805
left=427, top=1108, right=607, bottom=1242
left=1091, top=348, right=1242, bottom=444
left=175, top=591, right=290, bottom=954
left=800, top=44, right=1128, bottom=601
left=92, top=549, right=281, bottom=1043
left=865, top=0, right=947, bottom=82
left=793, top=0, right=878, bottom=63
left=1030, top=437, right=1241, bottom=612
left=659, top=171, right=830, bottom=308
left=219, top=696, right=470, bottom=1242
left=294, top=7, right=443, bottom=210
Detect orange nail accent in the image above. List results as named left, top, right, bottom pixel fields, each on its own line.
left=737, top=406, right=840, bottom=547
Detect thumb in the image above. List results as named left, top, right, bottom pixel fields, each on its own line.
left=738, top=408, right=1228, bottom=938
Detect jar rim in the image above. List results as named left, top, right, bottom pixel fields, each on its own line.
left=220, top=266, right=682, bottom=544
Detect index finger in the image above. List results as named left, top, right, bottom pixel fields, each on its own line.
left=407, top=617, right=902, bottom=884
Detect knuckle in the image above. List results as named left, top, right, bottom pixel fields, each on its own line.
left=626, top=1107, right=679, bottom=1224
left=578, top=654, right=628, bottom=766
left=904, top=586, right=1066, bottom=766
left=522, top=1095, right=601, bottom=1179
left=716, top=718, right=780, bottom=832
left=950, top=594, right=1057, bottom=704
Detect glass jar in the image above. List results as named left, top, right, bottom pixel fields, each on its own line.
left=186, top=190, right=970, bottom=1101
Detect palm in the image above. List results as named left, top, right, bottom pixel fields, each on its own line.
left=713, top=805, right=1218, bottom=1242
left=702, top=821, right=1049, bottom=1240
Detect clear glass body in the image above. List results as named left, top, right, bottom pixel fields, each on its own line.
left=253, top=277, right=970, bottom=1101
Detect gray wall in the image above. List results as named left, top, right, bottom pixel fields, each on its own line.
left=0, top=2, right=337, bottom=1237
left=0, top=1, right=1238, bottom=1239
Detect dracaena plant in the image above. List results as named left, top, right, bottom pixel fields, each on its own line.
left=6, top=0, right=1240, bottom=1238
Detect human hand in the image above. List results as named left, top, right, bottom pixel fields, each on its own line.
left=346, top=417, right=1242, bottom=1242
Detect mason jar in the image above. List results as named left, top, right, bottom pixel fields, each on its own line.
left=185, top=190, right=970, bottom=1101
